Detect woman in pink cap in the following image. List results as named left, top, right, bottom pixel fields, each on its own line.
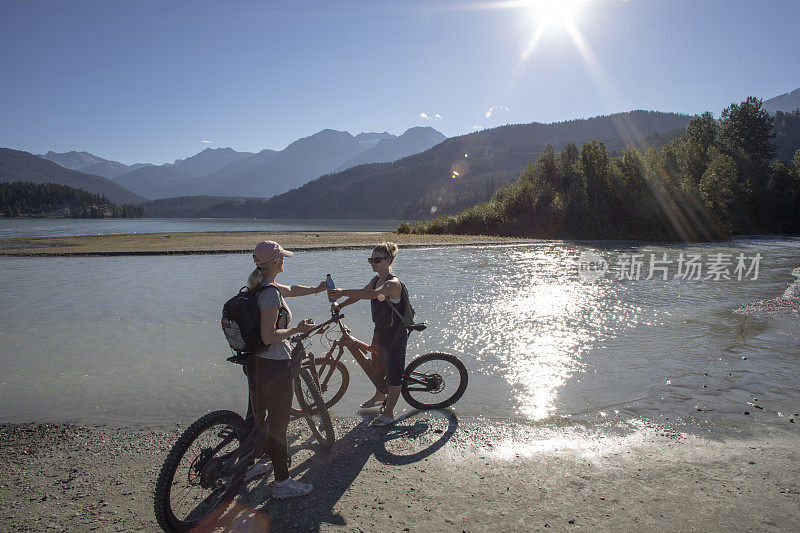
left=246, top=240, right=327, bottom=498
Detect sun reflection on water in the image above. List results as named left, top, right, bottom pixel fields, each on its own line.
left=431, top=245, right=658, bottom=422
left=491, top=277, right=599, bottom=419
left=440, top=247, right=606, bottom=420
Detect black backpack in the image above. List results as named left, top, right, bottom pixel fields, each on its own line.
left=221, top=283, right=276, bottom=353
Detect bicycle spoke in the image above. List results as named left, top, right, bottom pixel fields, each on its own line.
left=402, top=353, right=467, bottom=410
left=167, top=423, right=241, bottom=523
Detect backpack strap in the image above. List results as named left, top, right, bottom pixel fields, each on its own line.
left=380, top=274, right=406, bottom=326
left=253, top=282, right=278, bottom=295
left=253, top=283, right=285, bottom=351
left=387, top=298, right=405, bottom=324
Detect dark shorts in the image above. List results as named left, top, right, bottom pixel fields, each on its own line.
left=375, top=326, right=408, bottom=387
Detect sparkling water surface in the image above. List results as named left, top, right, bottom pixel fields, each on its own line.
left=0, top=237, right=798, bottom=430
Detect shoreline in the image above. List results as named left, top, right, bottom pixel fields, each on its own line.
left=0, top=231, right=540, bottom=257
left=2, top=418, right=798, bottom=532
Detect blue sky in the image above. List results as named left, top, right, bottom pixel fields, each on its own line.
left=1, top=0, right=798, bottom=165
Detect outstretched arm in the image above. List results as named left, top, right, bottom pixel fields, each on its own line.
left=332, top=280, right=373, bottom=310
left=274, top=280, right=327, bottom=298
left=330, top=279, right=401, bottom=302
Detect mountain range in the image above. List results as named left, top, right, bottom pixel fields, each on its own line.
left=146, top=110, right=696, bottom=220
left=9, top=87, right=799, bottom=218
left=42, top=127, right=446, bottom=201
left=111, top=146, right=256, bottom=199
left=248, top=110, right=696, bottom=220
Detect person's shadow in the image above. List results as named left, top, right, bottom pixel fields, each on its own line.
left=195, top=409, right=459, bottom=532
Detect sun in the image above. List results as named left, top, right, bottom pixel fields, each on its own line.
left=531, top=0, right=583, bottom=28
left=520, top=0, right=587, bottom=58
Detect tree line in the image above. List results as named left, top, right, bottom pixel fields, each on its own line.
left=0, top=182, right=144, bottom=218
left=410, top=99, right=800, bottom=241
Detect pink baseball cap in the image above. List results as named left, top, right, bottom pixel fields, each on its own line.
left=253, top=240, right=293, bottom=264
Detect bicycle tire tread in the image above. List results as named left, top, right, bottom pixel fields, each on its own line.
left=401, top=352, right=468, bottom=410
left=154, top=410, right=246, bottom=532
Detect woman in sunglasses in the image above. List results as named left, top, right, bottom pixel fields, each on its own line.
left=327, top=241, right=407, bottom=426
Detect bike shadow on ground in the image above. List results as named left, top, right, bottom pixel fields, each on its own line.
left=203, top=408, right=459, bottom=532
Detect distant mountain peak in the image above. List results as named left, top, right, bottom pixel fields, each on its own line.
left=200, top=146, right=237, bottom=153
left=399, top=126, right=446, bottom=141
left=402, top=126, right=440, bottom=134
left=314, top=128, right=353, bottom=138
left=44, top=150, right=95, bottom=158
left=763, top=87, right=800, bottom=114
left=334, top=126, right=446, bottom=172
left=354, top=131, right=394, bottom=142
left=38, top=150, right=108, bottom=170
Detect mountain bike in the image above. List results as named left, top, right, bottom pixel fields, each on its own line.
left=288, top=308, right=468, bottom=415
left=153, top=330, right=334, bottom=532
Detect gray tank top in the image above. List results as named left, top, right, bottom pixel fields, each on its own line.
left=255, top=283, right=292, bottom=360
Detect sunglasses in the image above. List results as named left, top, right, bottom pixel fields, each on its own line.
left=368, top=256, right=390, bottom=264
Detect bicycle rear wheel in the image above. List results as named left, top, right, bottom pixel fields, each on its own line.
left=154, top=410, right=248, bottom=532
left=294, top=367, right=336, bottom=450
left=401, top=352, right=468, bottom=410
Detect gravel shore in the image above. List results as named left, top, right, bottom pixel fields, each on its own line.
left=0, top=231, right=538, bottom=256
left=2, top=416, right=798, bottom=532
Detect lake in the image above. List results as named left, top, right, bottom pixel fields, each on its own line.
left=0, top=217, right=403, bottom=239
left=1, top=237, right=798, bottom=431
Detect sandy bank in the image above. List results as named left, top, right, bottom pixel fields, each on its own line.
left=2, top=417, right=798, bottom=532
left=0, top=231, right=538, bottom=257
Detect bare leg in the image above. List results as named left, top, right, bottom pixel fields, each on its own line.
left=363, top=332, right=388, bottom=406
left=382, top=385, right=402, bottom=418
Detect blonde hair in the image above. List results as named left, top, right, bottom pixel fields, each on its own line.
left=247, top=268, right=263, bottom=291
left=373, top=241, right=398, bottom=263
left=247, top=257, right=281, bottom=290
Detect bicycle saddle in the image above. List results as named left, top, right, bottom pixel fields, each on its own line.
left=407, top=322, right=427, bottom=332
left=226, top=353, right=250, bottom=365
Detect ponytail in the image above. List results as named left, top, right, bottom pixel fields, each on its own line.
left=247, top=268, right=263, bottom=291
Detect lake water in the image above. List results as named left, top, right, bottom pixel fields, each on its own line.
left=0, top=218, right=402, bottom=238
left=1, top=238, right=798, bottom=432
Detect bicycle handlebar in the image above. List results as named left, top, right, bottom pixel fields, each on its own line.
left=290, top=313, right=345, bottom=343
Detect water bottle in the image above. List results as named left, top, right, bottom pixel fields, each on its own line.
left=326, top=274, right=336, bottom=303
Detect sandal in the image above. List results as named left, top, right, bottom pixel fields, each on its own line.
left=360, top=398, right=385, bottom=409
left=370, top=414, right=395, bottom=427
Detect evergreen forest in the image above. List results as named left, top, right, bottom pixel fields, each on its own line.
left=410, top=99, right=800, bottom=241
left=0, top=182, right=144, bottom=218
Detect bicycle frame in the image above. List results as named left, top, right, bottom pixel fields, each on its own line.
left=183, top=337, right=319, bottom=508
left=293, top=312, right=431, bottom=395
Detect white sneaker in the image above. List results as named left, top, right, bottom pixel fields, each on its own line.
left=272, top=478, right=313, bottom=499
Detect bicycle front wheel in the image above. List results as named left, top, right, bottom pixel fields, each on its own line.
left=289, top=359, right=349, bottom=416
left=154, top=410, right=248, bottom=532
left=401, top=352, right=468, bottom=410
left=294, top=367, right=336, bottom=450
